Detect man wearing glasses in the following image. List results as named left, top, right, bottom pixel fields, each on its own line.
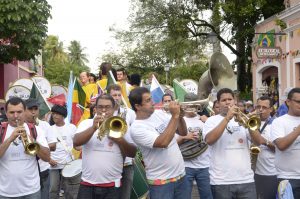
left=249, top=96, right=277, bottom=199
left=73, top=94, right=137, bottom=199
left=271, top=87, right=300, bottom=198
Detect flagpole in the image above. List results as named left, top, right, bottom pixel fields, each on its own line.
left=108, top=70, right=129, bottom=108
left=152, top=74, right=165, bottom=94
left=32, top=79, right=51, bottom=110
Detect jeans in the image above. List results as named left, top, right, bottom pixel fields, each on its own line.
left=120, top=165, right=134, bottom=199
left=0, top=190, right=41, bottom=199
left=278, top=178, right=300, bottom=199
left=49, top=169, right=80, bottom=199
left=211, top=182, right=257, bottom=199
left=40, top=169, right=50, bottom=199
left=254, top=174, right=277, bottom=199
left=77, top=184, right=120, bottom=199
left=149, top=177, right=188, bottom=199
left=184, top=167, right=213, bottom=199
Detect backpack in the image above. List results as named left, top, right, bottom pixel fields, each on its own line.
left=0, top=122, right=37, bottom=144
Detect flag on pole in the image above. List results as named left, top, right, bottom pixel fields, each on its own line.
left=47, top=94, right=66, bottom=106
left=173, top=79, right=188, bottom=102
left=150, top=75, right=165, bottom=104
left=72, top=78, right=86, bottom=125
left=106, top=70, right=131, bottom=108
left=30, top=80, right=51, bottom=118
left=66, top=71, right=74, bottom=122
left=106, top=70, right=117, bottom=90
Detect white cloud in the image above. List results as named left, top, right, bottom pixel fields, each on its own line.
left=47, top=0, right=130, bottom=73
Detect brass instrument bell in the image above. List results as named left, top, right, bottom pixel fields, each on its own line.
left=16, top=120, right=40, bottom=156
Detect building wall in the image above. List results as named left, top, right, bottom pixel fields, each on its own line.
left=252, top=1, right=300, bottom=104
left=0, top=61, right=43, bottom=107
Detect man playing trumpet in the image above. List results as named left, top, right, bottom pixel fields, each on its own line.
left=129, top=87, right=188, bottom=199
left=73, top=94, right=136, bottom=199
left=203, top=88, right=256, bottom=199
left=0, top=97, right=50, bottom=198
left=248, top=96, right=277, bottom=199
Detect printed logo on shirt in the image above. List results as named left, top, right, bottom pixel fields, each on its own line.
left=108, top=141, right=114, bottom=147
left=188, top=127, right=201, bottom=133
left=226, top=125, right=240, bottom=134
left=155, top=123, right=167, bottom=134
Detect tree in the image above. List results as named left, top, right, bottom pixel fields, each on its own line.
left=43, top=35, right=68, bottom=65
left=43, top=36, right=89, bottom=86
left=112, top=0, right=284, bottom=92
left=68, top=40, right=88, bottom=66
left=0, top=0, right=51, bottom=63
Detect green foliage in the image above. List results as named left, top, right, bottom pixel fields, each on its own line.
left=68, top=40, right=88, bottom=66
left=275, top=18, right=287, bottom=30
left=0, top=0, right=51, bottom=63
left=170, top=62, right=208, bottom=83
left=43, top=35, right=89, bottom=86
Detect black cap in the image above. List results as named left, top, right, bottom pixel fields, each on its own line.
left=25, top=98, right=39, bottom=109
left=51, top=104, right=67, bottom=118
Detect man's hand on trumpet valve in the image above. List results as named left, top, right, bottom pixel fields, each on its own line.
left=168, top=101, right=181, bottom=118
left=9, top=126, right=25, bottom=143
left=92, top=113, right=106, bottom=131
left=226, top=105, right=238, bottom=121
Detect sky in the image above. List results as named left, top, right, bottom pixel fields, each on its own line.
left=47, top=0, right=235, bottom=73
left=47, top=0, right=130, bottom=73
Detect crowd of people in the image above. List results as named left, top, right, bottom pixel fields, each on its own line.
left=0, top=62, right=300, bottom=199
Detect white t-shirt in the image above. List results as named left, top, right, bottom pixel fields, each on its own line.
left=114, top=107, right=136, bottom=165
left=0, top=123, right=48, bottom=197
left=270, top=114, right=300, bottom=179
left=76, top=118, right=133, bottom=184
left=177, top=116, right=210, bottom=169
left=37, top=120, right=57, bottom=172
left=131, top=111, right=185, bottom=180
left=203, top=115, right=254, bottom=185
left=255, top=120, right=276, bottom=176
left=50, top=123, right=76, bottom=169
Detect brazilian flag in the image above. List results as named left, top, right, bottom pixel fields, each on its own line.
left=258, top=29, right=275, bottom=47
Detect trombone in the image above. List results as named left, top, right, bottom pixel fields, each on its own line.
left=15, top=120, right=40, bottom=156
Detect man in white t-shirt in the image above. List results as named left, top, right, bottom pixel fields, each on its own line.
left=48, top=104, right=77, bottom=199
left=107, top=84, right=136, bottom=199
left=24, top=98, right=57, bottom=199
left=271, top=87, right=300, bottom=198
left=0, top=97, right=50, bottom=198
left=203, top=88, right=256, bottom=199
left=176, top=93, right=212, bottom=199
left=129, top=87, right=188, bottom=199
left=249, top=96, right=277, bottom=199
left=73, top=94, right=137, bottom=199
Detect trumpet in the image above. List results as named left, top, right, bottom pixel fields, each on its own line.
left=97, top=113, right=128, bottom=141
left=159, top=98, right=210, bottom=113
left=16, top=120, right=40, bottom=156
left=233, top=108, right=261, bottom=131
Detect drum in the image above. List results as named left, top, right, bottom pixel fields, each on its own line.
left=31, top=76, right=52, bottom=98
left=51, top=84, right=68, bottom=98
left=62, top=159, right=82, bottom=185
left=12, top=78, right=33, bottom=90
left=5, top=85, right=30, bottom=101
left=131, top=157, right=149, bottom=199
